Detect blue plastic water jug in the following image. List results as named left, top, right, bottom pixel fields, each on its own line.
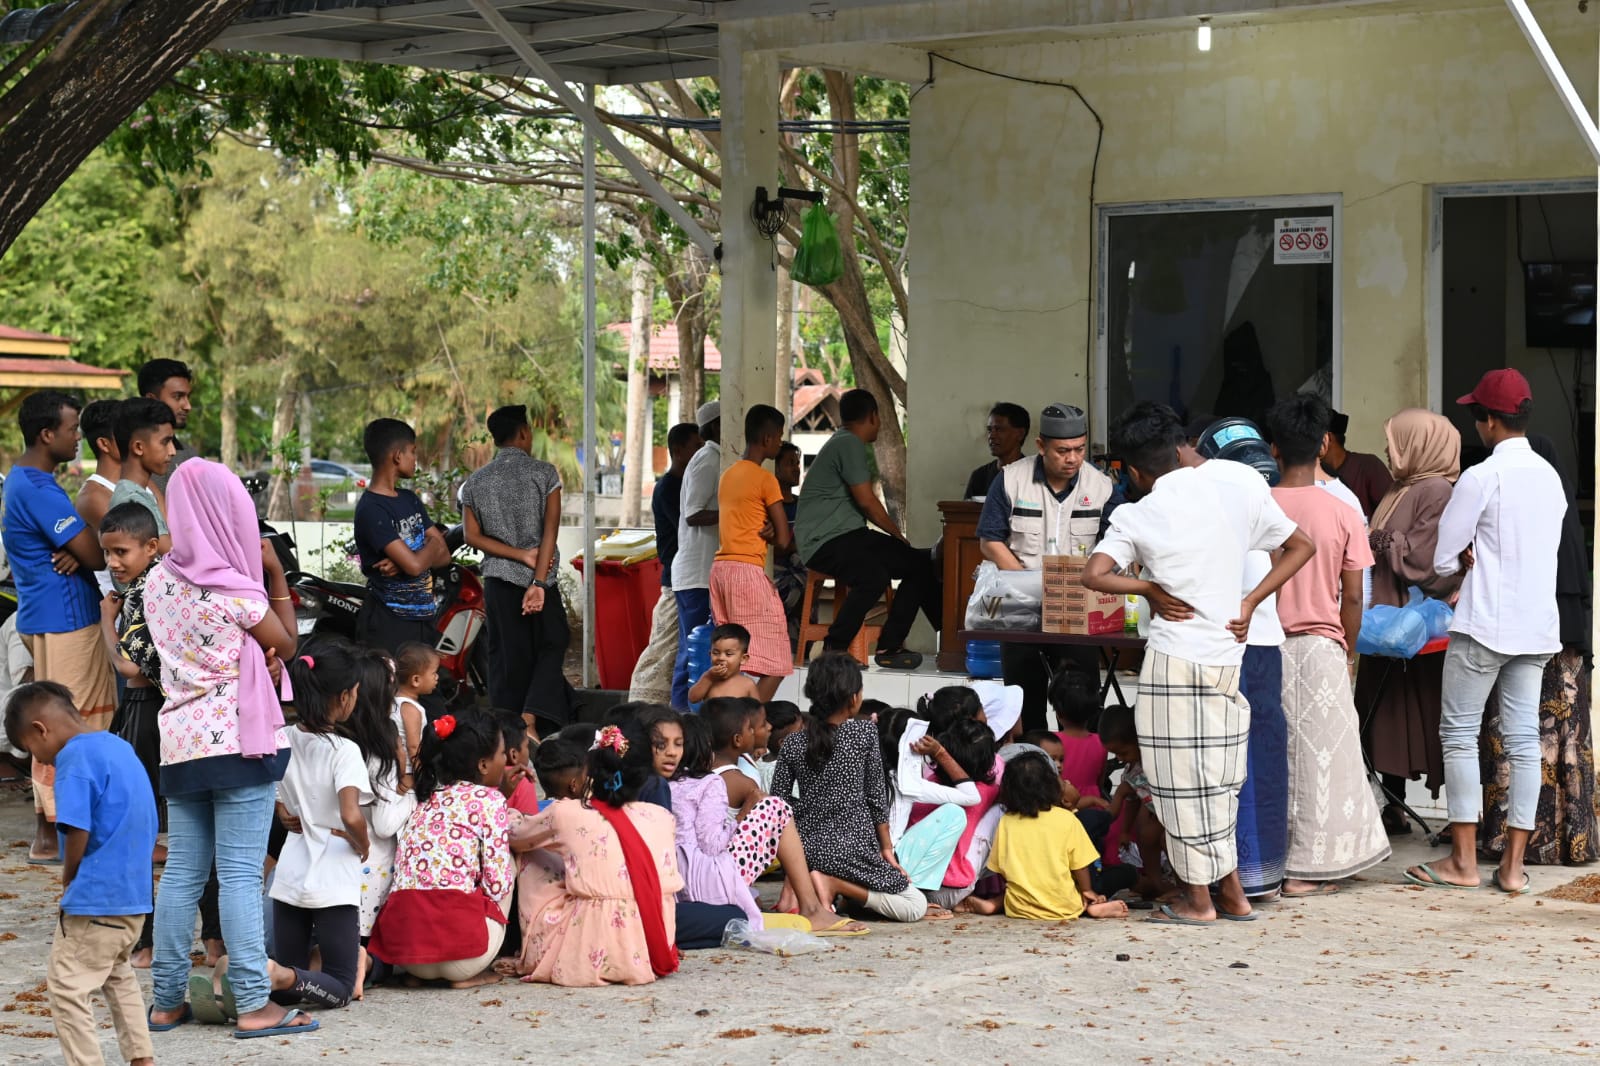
left=686, top=623, right=714, bottom=711
left=966, top=639, right=1003, bottom=680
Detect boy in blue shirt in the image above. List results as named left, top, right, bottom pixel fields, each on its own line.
left=6, top=681, right=157, bottom=1065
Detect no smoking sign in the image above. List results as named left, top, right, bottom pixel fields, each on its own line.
left=1274, top=217, right=1334, bottom=265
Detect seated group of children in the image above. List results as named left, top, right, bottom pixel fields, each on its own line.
left=6, top=620, right=1172, bottom=1066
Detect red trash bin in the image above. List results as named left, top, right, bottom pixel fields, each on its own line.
left=572, top=548, right=662, bottom=691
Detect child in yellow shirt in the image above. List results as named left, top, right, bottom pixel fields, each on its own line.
left=988, top=751, right=1130, bottom=921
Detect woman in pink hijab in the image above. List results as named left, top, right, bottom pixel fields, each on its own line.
left=143, top=461, right=315, bottom=1038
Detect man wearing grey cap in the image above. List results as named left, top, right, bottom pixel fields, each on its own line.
left=977, top=403, right=1120, bottom=567
left=976, top=402, right=1123, bottom=728
left=669, top=400, right=722, bottom=708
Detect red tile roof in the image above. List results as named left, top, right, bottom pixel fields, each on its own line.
left=0, top=357, right=125, bottom=377
left=0, top=325, right=71, bottom=343
left=605, top=322, right=722, bottom=373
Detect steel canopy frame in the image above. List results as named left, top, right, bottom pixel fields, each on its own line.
left=1503, top=0, right=1600, bottom=164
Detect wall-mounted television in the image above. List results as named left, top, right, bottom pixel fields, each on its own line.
left=1525, top=261, right=1596, bottom=350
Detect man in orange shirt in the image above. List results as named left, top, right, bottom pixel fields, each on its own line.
left=708, top=405, right=795, bottom=701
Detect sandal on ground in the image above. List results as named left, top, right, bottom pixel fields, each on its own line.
left=1281, top=882, right=1341, bottom=898
left=188, top=974, right=229, bottom=1025
left=1491, top=869, right=1531, bottom=896
left=1145, top=904, right=1214, bottom=926
left=233, top=1008, right=320, bottom=1040
left=873, top=649, right=923, bottom=671
left=1402, top=862, right=1477, bottom=890
left=1216, top=909, right=1260, bottom=921
left=811, top=918, right=870, bottom=937
left=147, top=1004, right=193, bottom=1032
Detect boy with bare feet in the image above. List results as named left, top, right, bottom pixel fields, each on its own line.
left=7, top=682, right=157, bottom=1066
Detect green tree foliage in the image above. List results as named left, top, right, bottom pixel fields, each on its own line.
left=0, top=150, right=178, bottom=370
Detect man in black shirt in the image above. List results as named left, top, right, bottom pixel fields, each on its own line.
left=628, top=422, right=703, bottom=705
left=964, top=402, right=1030, bottom=498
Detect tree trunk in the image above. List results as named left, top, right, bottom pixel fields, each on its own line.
left=0, top=0, right=258, bottom=257
left=774, top=251, right=794, bottom=429
left=621, top=257, right=653, bottom=526
left=265, top=361, right=298, bottom=522
left=814, top=70, right=910, bottom=524
left=296, top=390, right=314, bottom=520
left=667, top=244, right=711, bottom=422
left=218, top=361, right=239, bottom=471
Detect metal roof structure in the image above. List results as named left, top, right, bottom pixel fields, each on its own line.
left=213, top=1, right=730, bottom=85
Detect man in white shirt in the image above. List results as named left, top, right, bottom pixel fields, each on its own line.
left=1407, top=369, right=1563, bottom=894
left=1084, top=402, right=1314, bottom=925
left=670, top=402, right=723, bottom=708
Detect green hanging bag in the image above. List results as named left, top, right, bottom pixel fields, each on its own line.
left=791, top=203, right=844, bottom=287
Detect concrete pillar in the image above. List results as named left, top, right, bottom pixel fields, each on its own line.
left=717, top=32, right=780, bottom=465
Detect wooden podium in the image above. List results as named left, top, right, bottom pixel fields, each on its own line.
left=937, top=500, right=985, bottom=672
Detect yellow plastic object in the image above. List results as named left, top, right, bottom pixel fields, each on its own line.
left=576, top=528, right=659, bottom=567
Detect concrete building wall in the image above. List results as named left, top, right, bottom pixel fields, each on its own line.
left=905, top=3, right=1596, bottom=540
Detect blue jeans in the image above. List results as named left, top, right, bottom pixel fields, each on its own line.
left=1440, top=635, right=1551, bottom=831
left=153, top=782, right=276, bottom=1014
left=671, top=588, right=712, bottom=710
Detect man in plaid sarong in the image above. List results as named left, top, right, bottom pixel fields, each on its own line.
left=1084, top=402, right=1314, bottom=925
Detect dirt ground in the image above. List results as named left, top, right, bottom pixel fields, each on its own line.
left=1, top=789, right=1598, bottom=1066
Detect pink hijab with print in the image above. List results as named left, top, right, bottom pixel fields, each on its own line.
left=163, top=459, right=288, bottom=758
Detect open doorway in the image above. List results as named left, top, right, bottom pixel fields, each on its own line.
left=1437, top=186, right=1596, bottom=513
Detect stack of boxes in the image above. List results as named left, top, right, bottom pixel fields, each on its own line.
left=1041, top=554, right=1125, bottom=635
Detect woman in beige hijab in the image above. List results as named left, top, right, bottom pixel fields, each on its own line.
left=1355, top=410, right=1465, bottom=835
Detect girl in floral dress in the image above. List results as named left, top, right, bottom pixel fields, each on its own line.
left=510, top=720, right=684, bottom=987
left=368, top=712, right=511, bottom=989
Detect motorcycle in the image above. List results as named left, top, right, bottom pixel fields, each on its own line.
left=287, top=524, right=489, bottom=711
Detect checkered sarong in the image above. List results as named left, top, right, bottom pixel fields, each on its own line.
left=708, top=560, right=794, bottom=679
left=1135, top=649, right=1252, bottom=886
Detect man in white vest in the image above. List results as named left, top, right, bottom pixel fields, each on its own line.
left=977, top=403, right=1123, bottom=728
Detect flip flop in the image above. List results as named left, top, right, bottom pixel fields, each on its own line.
left=760, top=913, right=812, bottom=931
left=188, top=973, right=228, bottom=1025
left=217, top=968, right=239, bottom=1021
left=1146, top=904, right=1214, bottom=927
left=1402, top=863, right=1477, bottom=890
left=26, top=855, right=62, bottom=866
left=1281, top=882, right=1341, bottom=898
left=1217, top=910, right=1260, bottom=921
left=233, top=1008, right=320, bottom=1040
left=146, top=1004, right=193, bottom=1032
left=1491, top=869, right=1531, bottom=896
left=811, top=918, right=870, bottom=937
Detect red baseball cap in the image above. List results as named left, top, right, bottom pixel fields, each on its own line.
left=1456, top=368, right=1532, bottom=412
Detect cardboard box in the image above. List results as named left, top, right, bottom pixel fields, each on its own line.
left=1040, top=555, right=1125, bottom=635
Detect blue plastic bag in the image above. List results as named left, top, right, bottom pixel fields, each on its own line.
left=1356, top=604, right=1429, bottom=659
left=1411, top=597, right=1454, bottom=642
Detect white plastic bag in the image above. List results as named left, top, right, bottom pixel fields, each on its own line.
left=964, top=561, right=1043, bottom=631
left=721, top=919, right=834, bottom=956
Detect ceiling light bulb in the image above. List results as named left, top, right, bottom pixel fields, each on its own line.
left=1197, top=21, right=1212, bottom=51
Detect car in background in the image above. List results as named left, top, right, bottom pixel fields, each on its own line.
left=308, top=459, right=368, bottom=489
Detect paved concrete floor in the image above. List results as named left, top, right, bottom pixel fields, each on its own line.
left=1, top=789, right=1597, bottom=1065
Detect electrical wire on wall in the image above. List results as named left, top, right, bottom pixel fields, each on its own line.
left=925, top=52, right=1105, bottom=410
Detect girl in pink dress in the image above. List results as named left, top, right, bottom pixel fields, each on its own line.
left=510, top=721, right=683, bottom=987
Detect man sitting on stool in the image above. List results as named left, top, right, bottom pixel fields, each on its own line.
left=797, top=389, right=941, bottom=670
left=976, top=402, right=1124, bottom=730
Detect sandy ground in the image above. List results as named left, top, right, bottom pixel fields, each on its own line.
left=1, top=789, right=1598, bottom=1066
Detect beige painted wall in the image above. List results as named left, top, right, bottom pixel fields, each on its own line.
left=905, top=2, right=1596, bottom=542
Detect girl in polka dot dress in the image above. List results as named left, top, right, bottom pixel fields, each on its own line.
left=667, top=701, right=864, bottom=935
